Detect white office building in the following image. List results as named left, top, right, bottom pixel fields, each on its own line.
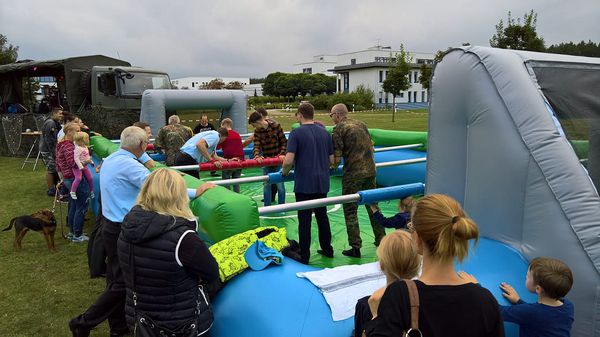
left=294, top=46, right=435, bottom=106
left=292, top=55, right=338, bottom=75
left=171, top=77, right=250, bottom=89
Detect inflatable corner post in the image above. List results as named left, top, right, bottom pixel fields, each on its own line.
left=189, top=186, right=260, bottom=243
left=89, top=136, right=260, bottom=243
left=429, top=46, right=600, bottom=337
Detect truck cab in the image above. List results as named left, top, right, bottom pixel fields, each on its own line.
left=90, top=66, right=171, bottom=110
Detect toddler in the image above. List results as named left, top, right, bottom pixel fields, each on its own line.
left=354, top=230, right=420, bottom=336
left=70, top=132, right=94, bottom=200
left=499, top=257, right=574, bottom=337
left=369, top=196, right=415, bottom=229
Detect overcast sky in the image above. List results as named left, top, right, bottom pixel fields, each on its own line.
left=1, top=0, right=599, bottom=79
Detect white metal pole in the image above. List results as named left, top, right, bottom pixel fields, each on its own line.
left=375, top=157, right=426, bottom=168
left=373, top=144, right=423, bottom=152
left=258, top=194, right=360, bottom=215
left=212, top=175, right=269, bottom=186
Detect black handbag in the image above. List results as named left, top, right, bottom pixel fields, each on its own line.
left=129, top=243, right=214, bottom=337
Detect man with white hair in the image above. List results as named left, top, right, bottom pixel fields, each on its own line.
left=155, top=115, right=193, bottom=166
left=69, top=126, right=215, bottom=337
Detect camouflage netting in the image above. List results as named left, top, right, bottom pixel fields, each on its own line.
left=0, top=113, right=42, bottom=157
left=78, top=106, right=140, bottom=140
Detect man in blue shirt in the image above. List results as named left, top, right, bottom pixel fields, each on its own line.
left=282, top=103, right=334, bottom=264
left=174, top=128, right=229, bottom=178
left=69, top=126, right=214, bottom=337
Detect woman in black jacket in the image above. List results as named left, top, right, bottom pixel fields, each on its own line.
left=118, top=168, right=219, bottom=336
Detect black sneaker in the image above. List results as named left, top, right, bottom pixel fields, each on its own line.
left=317, top=249, right=334, bottom=258
left=69, top=320, right=90, bottom=337
left=342, top=248, right=361, bottom=258
left=47, top=188, right=56, bottom=197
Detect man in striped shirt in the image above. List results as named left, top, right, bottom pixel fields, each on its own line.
left=248, top=111, right=287, bottom=206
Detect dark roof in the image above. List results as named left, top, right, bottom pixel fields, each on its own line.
left=0, top=55, right=130, bottom=76
left=331, top=61, right=422, bottom=72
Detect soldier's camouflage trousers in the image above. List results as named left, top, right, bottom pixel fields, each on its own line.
left=342, top=175, right=385, bottom=249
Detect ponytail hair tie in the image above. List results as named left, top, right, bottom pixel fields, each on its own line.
left=451, top=216, right=460, bottom=224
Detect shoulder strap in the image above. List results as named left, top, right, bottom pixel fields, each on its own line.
left=128, top=243, right=138, bottom=309
left=404, top=279, right=420, bottom=331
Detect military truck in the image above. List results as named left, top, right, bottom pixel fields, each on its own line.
left=0, top=55, right=172, bottom=139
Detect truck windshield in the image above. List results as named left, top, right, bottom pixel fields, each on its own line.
left=120, top=73, right=171, bottom=96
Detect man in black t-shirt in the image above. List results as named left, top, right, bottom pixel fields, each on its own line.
left=39, top=107, right=63, bottom=196
left=193, top=115, right=215, bottom=134
left=282, top=103, right=334, bottom=264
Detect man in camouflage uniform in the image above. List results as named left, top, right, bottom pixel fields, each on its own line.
left=331, top=103, right=385, bottom=258
left=154, top=115, right=193, bottom=166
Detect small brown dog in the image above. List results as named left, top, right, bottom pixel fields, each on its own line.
left=3, top=210, right=57, bottom=252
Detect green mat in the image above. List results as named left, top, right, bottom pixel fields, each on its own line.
left=201, top=168, right=401, bottom=268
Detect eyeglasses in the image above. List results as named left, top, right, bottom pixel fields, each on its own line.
left=406, top=221, right=415, bottom=233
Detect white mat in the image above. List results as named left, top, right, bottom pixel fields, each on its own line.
left=297, top=262, right=386, bottom=321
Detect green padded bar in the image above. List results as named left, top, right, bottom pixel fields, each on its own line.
left=89, top=136, right=260, bottom=243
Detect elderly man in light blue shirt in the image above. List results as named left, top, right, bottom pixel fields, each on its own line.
left=69, top=126, right=214, bottom=336
left=175, top=128, right=229, bottom=178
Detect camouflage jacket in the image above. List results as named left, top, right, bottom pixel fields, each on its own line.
left=155, top=124, right=193, bottom=166
left=332, top=118, right=376, bottom=179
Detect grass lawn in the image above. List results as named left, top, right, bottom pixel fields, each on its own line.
left=178, top=108, right=429, bottom=132
left=0, top=158, right=109, bottom=336
left=0, top=110, right=428, bottom=336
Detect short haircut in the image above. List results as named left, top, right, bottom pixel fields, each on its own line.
left=376, top=230, right=421, bottom=280
left=221, top=118, right=233, bottom=127
left=63, top=122, right=80, bottom=136
left=133, top=121, right=150, bottom=130
left=201, top=115, right=208, bottom=119
left=136, top=168, right=195, bottom=220
left=297, top=103, right=315, bottom=120
left=331, top=103, right=348, bottom=117
left=62, top=111, right=75, bottom=122
left=168, top=115, right=180, bottom=125
left=217, top=127, right=229, bottom=138
left=120, top=126, right=147, bottom=149
left=256, top=107, right=268, bottom=117
left=248, top=111, right=263, bottom=124
left=51, top=107, right=63, bottom=114
left=529, top=257, right=573, bottom=299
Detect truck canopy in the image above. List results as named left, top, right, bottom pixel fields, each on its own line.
left=0, top=55, right=130, bottom=111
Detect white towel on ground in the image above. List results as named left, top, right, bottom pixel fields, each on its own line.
left=297, top=262, right=386, bottom=321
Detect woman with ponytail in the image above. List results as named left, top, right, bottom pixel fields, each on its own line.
left=365, top=194, right=504, bottom=337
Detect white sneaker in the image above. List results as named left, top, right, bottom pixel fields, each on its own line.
left=71, top=234, right=89, bottom=242
left=70, top=191, right=77, bottom=200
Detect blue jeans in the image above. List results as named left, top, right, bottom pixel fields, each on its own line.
left=222, top=169, right=242, bottom=193
left=263, top=166, right=285, bottom=206
left=64, top=178, right=90, bottom=236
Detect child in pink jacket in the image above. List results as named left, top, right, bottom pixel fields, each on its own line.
left=70, top=132, right=94, bottom=200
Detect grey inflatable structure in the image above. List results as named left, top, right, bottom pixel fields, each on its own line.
left=428, top=46, right=599, bottom=336
left=139, top=89, right=247, bottom=136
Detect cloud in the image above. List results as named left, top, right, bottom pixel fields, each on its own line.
left=1, top=0, right=599, bottom=78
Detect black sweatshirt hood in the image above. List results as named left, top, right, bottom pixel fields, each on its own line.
left=120, top=205, right=195, bottom=244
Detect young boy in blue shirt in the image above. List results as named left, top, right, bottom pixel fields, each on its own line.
left=369, top=196, right=414, bottom=229
left=499, top=257, right=574, bottom=337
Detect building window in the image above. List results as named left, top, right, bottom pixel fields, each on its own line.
left=379, top=71, right=383, bottom=83
left=399, top=92, right=404, bottom=98
left=303, top=68, right=312, bottom=74
left=351, top=58, right=356, bottom=65
left=385, top=96, right=389, bottom=104
left=408, top=91, right=411, bottom=102
left=191, top=82, right=195, bottom=88
left=414, top=71, right=418, bottom=83
left=385, top=71, right=389, bottom=80
left=375, top=56, right=396, bottom=63
left=343, top=73, right=349, bottom=93
left=378, top=97, right=382, bottom=104
left=422, top=91, right=426, bottom=102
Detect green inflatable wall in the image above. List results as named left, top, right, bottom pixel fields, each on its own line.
left=89, top=136, right=260, bottom=243
left=291, top=123, right=427, bottom=151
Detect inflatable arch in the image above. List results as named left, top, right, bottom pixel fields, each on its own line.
left=139, top=89, right=247, bottom=137
left=428, top=46, right=600, bottom=337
